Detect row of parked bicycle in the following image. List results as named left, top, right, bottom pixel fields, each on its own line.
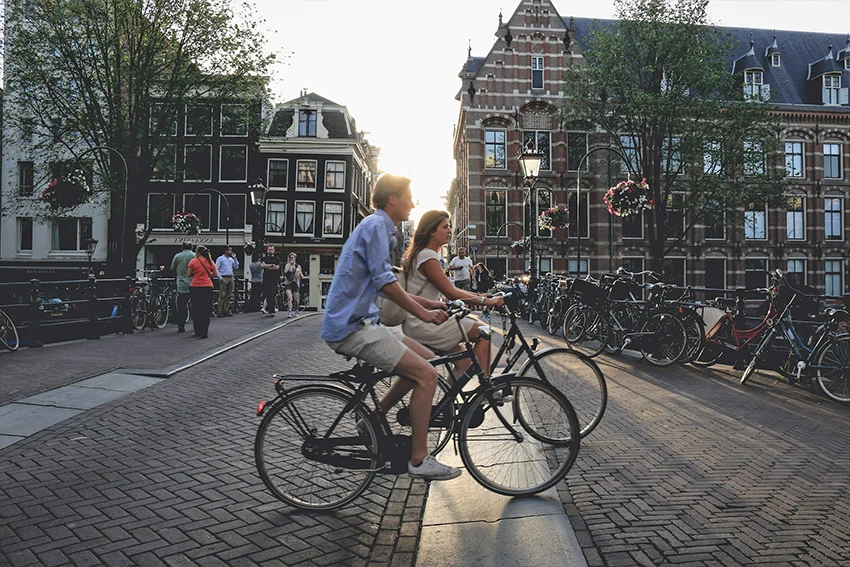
left=512, top=267, right=850, bottom=404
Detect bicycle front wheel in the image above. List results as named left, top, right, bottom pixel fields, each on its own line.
left=0, top=309, right=20, bottom=351
left=152, top=294, right=170, bottom=329
left=130, top=293, right=146, bottom=331
left=815, top=334, right=850, bottom=403
left=458, top=378, right=580, bottom=496
left=519, top=348, right=607, bottom=439
left=255, top=386, right=379, bottom=510
left=563, top=306, right=610, bottom=358
left=640, top=312, right=687, bottom=366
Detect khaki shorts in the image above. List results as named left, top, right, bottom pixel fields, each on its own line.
left=326, top=319, right=408, bottom=373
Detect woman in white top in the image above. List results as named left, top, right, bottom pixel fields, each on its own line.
left=401, top=210, right=503, bottom=378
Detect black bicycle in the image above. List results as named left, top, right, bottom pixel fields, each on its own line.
left=254, top=301, right=581, bottom=510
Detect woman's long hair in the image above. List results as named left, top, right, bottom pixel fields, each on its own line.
left=402, top=210, right=450, bottom=275
left=196, top=246, right=213, bottom=263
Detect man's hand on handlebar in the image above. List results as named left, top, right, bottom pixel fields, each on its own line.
left=421, top=308, right=449, bottom=325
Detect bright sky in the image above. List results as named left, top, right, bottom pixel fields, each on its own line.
left=257, top=0, right=850, bottom=222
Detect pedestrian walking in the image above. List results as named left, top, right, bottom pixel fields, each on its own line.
left=170, top=241, right=195, bottom=333
left=260, top=245, right=281, bottom=317
left=474, top=262, right=494, bottom=293
left=187, top=245, right=218, bottom=339
left=215, top=246, right=239, bottom=317
left=247, top=253, right=264, bottom=312
left=283, top=253, right=303, bottom=317
left=447, top=247, right=474, bottom=290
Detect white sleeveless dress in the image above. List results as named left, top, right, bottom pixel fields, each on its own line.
left=402, top=249, right=474, bottom=351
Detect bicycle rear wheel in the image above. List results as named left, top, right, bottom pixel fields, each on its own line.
left=458, top=378, right=580, bottom=496
left=518, top=347, right=607, bottom=439
left=0, top=309, right=20, bottom=351
left=255, top=386, right=379, bottom=510
left=563, top=306, right=610, bottom=358
left=815, top=334, right=850, bottom=403
left=691, top=322, right=729, bottom=368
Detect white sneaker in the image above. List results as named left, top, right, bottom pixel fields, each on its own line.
left=408, top=455, right=461, bottom=480
left=260, top=308, right=268, bottom=314
left=288, top=311, right=293, bottom=318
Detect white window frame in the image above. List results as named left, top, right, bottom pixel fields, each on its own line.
left=150, top=145, right=177, bottom=182
left=322, top=201, right=345, bottom=238
left=17, top=161, right=34, bottom=197
left=744, top=70, right=763, bottom=99
left=620, top=135, right=639, bottom=174
left=622, top=212, right=644, bottom=240
left=299, top=110, right=317, bottom=137
left=703, top=257, right=727, bottom=291
left=220, top=103, right=249, bottom=137
left=485, top=189, right=508, bottom=237
left=744, top=140, right=765, bottom=175
left=219, top=193, right=246, bottom=230
left=824, top=142, right=842, bottom=179
left=17, top=217, right=33, bottom=253
left=296, top=160, right=318, bottom=191
left=771, top=54, right=781, bottom=67
left=484, top=130, right=507, bottom=169
left=325, top=161, right=346, bottom=192
left=150, top=102, right=177, bottom=136
left=50, top=217, right=93, bottom=252
left=823, top=75, right=842, bottom=105
left=704, top=205, right=726, bottom=240
left=663, top=257, right=687, bottom=286
left=267, top=158, right=288, bottom=190
left=523, top=131, right=552, bottom=171
left=531, top=56, right=544, bottom=89
left=184, top=104, right=213, bottom=137
left=265, top=200, right=286, bottom=235
left=786, top=196, right=805, bottom=241
left=294, top=200, right=316, bottom=236
left=825, top=259, right=844, bottom=296
left=535, top=189, right=553, bottom=238
left=785, top=141, right=805, bottom=178
left=825, top=196, right=843, bottom=241
left=218, top=145, right=248, bottom=183
left=181, top=194, right=211, bottom=230
left=183, top=145, right=212, bottom=182
left=567, top=132, right=589, bottom=172
left=703, top=141, right=722, bottom=175
left=568, top=190, right=590, bottom=239
left=568, top=259, right=589, bottom=278
left=148, top=193, right=177, bottom=230
left=744, top=202, right=768, bottom=240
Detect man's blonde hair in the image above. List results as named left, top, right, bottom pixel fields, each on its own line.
left=371, top=173, right=411, bottom=209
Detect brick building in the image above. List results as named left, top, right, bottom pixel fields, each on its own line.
left=451, top=0, right=850, bottom=294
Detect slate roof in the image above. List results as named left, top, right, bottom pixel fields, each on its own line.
left=566, top=18, right=850, bottom=107
left=266, top=91, right=356, bottom=139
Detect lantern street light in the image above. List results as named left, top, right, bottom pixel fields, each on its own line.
left=85, top=238, right=99, bottom=276
left=249, top=177, right=269, bottom=250
left=518, top=142, right=543, bottom=316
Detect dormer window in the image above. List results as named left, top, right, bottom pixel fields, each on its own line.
left=744, top=71, right=763, bottom=98
left=824, top=75, right=842, bottom=105
left=771, top=54, right=781, bottom=67
left=299, top=110, right=317, bottom=137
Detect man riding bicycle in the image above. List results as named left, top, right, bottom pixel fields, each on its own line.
left=321, top=174, right=460, bottom=480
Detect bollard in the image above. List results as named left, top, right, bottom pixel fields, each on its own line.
left=86, top=272, right=100, bottom=340
left=123, top=276, right=135, bottom=334
left=29, top=279, right=43, bottom=348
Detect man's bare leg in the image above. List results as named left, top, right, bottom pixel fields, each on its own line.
left=377, top=337, right=433, bottom=414
left=390, top=347, right=438, bottom=465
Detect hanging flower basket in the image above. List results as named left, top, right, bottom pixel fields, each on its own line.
left=603, top=178, right=653, bottom=217
left=39, top=169, right=92, bottom=209
left=511, top=236, right=531, bottom=255
left=538, top=205, right=570, bottom=230
left=171, top=212, right=202, bottom=235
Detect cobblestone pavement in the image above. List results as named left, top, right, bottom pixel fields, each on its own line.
left=522, top=319, right=850, bottom=567
left=0, top=312, right=285, bottom=405
left=0, top=314, right=428, bottom=567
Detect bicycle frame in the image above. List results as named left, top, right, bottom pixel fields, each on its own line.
left=706, top=292, right=778, bottom=354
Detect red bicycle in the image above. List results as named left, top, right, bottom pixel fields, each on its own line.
left=692, top=286, right=778, bottom=368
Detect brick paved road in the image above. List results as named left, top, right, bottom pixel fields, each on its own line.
left=524, top=320, right=850, bottom=567
left=0, top=315, right=427, bottom=567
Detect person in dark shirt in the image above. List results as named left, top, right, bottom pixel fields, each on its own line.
left=260, top=245, right=281, bottom=316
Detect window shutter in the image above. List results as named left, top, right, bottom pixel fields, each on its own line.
left=840, top=88, right=849, bottom=105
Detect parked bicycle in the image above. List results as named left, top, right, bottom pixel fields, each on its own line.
left=254, top=301, right=581, bottom=510
left=0, top=307, right=20, bottom=351
left=129, top=268, right=170, bottom=331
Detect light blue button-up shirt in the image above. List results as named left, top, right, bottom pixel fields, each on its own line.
left=216, top=254, right=239, bottom=277
left=321, top=209, right=399, bottom=342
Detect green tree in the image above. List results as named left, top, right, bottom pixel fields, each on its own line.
left=3, top=0, right=274, bottom=273
left=561, top=0, right=785, bottom=272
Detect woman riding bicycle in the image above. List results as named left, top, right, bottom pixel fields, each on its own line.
left=400, top=210, right=503, bottom=379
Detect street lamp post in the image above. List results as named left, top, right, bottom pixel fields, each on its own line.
left=249, top=177, right=269, bottom=249
left=518, top=144, right=543, bottom=314
left=574, top=145, right=635, bottom=277
left=84, top=238, right=99, bottom=340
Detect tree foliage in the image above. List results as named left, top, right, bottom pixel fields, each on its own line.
left=561, top=0, right=785, bottom=269
left=3, top=0, right=274, bottom=270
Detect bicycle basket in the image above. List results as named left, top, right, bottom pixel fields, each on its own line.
left=571, top=278, right=607, bottom=308
left=608, top=281, right=638, bottom=301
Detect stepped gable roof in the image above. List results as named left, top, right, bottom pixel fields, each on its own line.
left=731, top=40, right=764, bottom=75
left=566, top=18, right=850, bottom=105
